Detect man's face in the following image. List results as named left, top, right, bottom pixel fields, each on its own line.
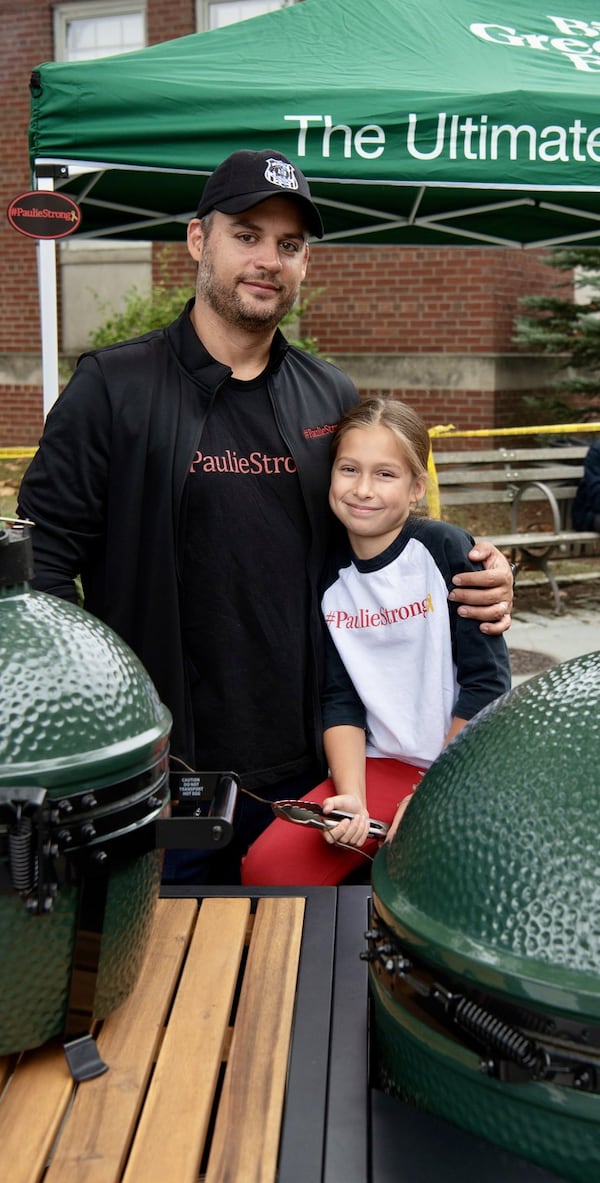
left=188, top=196, right=310, bottom=332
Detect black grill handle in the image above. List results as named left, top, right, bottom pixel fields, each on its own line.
left=155, top=773, right=239, bottom=850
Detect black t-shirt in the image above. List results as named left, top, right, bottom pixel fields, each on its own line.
left=180, top=371, right=315, bottom=787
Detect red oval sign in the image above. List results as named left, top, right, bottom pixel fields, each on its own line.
left=7, top=191, right=81, bottom=240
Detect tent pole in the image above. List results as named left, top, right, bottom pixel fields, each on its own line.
left=35, top=175, right=60, bottom=418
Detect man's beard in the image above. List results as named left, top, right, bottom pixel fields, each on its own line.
left=196, top=249, right=298, bottom=332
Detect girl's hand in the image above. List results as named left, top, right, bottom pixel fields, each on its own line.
left=384, top=784, right=421, bottom=843
left=321, top=793, right=370, bottom=848
left=384, top=796, right=413, bottom=843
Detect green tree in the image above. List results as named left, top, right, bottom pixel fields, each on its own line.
left=514, top=248, right=600, bottom=423
left=89, top=247, right=324, bottom=354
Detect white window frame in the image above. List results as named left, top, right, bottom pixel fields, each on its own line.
left=53, top=1, right=147, bottom=63
left=53, top=0, right=150, bottom=349
left=196, top=0, right=297, bottom=33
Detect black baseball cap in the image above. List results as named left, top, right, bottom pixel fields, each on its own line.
left=196, top=149, right=324, bottom=239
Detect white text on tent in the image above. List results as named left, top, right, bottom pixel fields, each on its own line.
left=407, top=113, right=600, bottom=164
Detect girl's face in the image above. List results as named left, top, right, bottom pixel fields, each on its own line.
left=329, top=425, right=427, bottom=559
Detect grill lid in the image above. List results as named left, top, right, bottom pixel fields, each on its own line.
left=372, top=650, right=600, bottom=1023
left=0, top=523, right=172, bottom=793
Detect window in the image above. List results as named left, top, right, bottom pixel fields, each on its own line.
left=54, top=2, right=145, bottom=62
left=197, top=0, right=297, bottom=32
left=53, top=3, right=149, bottom=354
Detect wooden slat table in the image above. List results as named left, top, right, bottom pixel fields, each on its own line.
left=0, top=886, right=568, bottom=1183
left=0, top=888, right=351, bottom=1183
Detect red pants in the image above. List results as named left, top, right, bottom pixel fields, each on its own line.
left=241, top=757, right=425, bottom=887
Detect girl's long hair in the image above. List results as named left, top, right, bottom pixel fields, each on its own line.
left=331, top=395, right=431, bottom=482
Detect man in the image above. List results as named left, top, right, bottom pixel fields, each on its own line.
left=571, top=437, right=600, bottom=532
left=18, top=149, right=513, bottom=883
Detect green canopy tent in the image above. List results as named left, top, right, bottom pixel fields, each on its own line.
left=27, top=0, right=600, bottom=406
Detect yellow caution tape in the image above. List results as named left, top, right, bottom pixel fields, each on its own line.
left=0, top=448, right=37, bottom=459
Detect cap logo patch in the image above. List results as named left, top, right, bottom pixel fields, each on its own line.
left=264, top=158, right=299, bottom=192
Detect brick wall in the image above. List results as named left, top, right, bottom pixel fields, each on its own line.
left=1, top=3, right=52, bottom=443
left=1, top=387, right=44, bottom=445
left=302, top=247, right=558, bottom=355
left=1, top=3, right=52, bottom=356
left=147, top=0, right=195, bottom=43
left=357, top=386, right=497, bottom=429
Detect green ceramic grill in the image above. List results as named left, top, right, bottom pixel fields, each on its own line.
left=369, top=651, right=600, bottom=1183
left=0, top=522, right=172, bottom=1078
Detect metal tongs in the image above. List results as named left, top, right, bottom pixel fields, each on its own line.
left=272, top=799, right=389, bottom=841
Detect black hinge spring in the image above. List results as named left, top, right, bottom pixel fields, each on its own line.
left=451, top=994, right=542, bottom=1071
left=9, top=816, right=37, bottom=892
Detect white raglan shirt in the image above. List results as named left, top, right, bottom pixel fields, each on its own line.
left=322, top=519, right=511, bottom=766
left=322, top=534, right=458, bottom=766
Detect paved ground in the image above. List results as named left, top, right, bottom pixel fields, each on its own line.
left=507, top=574, right=600, bottom=686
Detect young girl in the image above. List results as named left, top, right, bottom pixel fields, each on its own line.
left=242, top=396, right=511, bottom=885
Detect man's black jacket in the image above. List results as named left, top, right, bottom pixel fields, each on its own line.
left=18, top=300, right=359, bottom=765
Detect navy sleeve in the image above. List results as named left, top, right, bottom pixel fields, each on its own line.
left=320, top=625, right=367, bottom=731
left=585, top=442, right=600, bottom=512
left=571, top=441, right=600, bottom=530
left=413, top=519, right=512, bottom=719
